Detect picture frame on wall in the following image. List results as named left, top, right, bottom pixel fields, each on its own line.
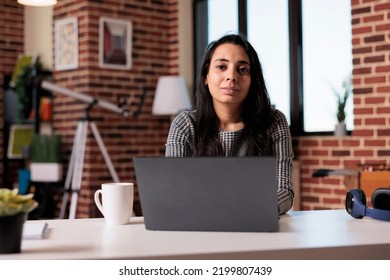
left=99, top=17, right=132, bottom=70
left=7, top=124, right=34, bottom=159
left=55, top=17, right=79, bottom=71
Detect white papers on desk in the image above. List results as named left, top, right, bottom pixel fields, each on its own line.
left=23, top=222, right=49, bottom=240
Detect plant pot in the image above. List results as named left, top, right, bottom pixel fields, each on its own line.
left=334, top=123, right=347, bottom=137
left=0, top=213, right=27, bottom=254
left=30, top=162, right=63, bottom=182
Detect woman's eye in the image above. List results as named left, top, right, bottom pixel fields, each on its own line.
left=216, top=65, right=226, bottom=70
left=238, top=66, right=249, bottom=74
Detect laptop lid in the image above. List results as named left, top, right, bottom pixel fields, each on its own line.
left=134, top=157, right=279, bottom=232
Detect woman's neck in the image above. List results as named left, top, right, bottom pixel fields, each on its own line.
left=213, top=103, right=244, bottom=131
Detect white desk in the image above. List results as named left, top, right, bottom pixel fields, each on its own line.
left=1, top=210, right=390, bottom=260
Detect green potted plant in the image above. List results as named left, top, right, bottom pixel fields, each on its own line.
left=30, top=133, right=63, bottom=182
left=0, top=188, right=38, bottom=254
left=333, top=78, right=352, bottom=136
left=13, top=57, right=52, bottom=122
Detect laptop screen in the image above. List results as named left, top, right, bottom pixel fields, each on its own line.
left=134, top=157, right=279, bottom=232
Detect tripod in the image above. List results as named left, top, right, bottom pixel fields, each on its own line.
left=38, top=80, right=147, bottom=219
left=59, top=109, right=119, bottom=219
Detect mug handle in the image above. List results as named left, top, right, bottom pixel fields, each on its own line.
left=94, top=190, right=104, bottom=215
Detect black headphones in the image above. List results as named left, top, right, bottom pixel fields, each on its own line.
left=345, top=188, right=390, bottom=221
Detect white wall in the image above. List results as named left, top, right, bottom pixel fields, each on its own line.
left=24, top=6, right=53, bottom=70
left=178, top=0, right=194, bottom=95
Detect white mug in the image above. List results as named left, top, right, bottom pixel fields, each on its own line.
left=94, top=182, right=134, bottom=225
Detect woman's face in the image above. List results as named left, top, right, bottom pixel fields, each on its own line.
left=205, top=43, right=251, bottom=108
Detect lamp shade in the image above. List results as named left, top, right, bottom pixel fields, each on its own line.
left=17, top=0, right=57, bottom=6
left=152, top=76, right=192, bottom=115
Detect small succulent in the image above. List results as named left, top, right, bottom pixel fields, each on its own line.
left=0, top=188, right=38, bottom=217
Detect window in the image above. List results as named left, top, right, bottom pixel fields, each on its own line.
left=302, top=0, right=353, bottom=132
left=247, top=0, right=290, bottom=123
left=194, top=0, right=353, bottom=135
left=208, top=0, right=238, bottom=41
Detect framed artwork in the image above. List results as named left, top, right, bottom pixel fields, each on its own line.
left=7, top=124, right=34, bottom=159
left=55, top=17, right=79, bottom=71
left=99, top=17, right=132, bottom=70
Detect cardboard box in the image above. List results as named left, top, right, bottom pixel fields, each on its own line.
left=360, top=171, right=390, bottom=198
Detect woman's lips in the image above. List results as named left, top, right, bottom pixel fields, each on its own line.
left=221, top=87, right=239, bottom=94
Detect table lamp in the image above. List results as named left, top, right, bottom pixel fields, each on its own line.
left=152, top=76, right=192, bottom=116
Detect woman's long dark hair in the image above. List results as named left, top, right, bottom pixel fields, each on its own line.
left=193, top=34, right=273, bottom=156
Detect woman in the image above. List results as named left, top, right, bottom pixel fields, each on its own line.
left=165, top=34, right=294, bottom=215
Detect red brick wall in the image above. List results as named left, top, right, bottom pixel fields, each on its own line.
left=0, top=1, right=24, bottom=188
left=52, top=0, right=178, bottom=218
left=295, top=0, right=390, bottom=210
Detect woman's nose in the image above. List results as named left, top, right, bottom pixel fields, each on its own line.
left=225, top=69, right=237, bottom=82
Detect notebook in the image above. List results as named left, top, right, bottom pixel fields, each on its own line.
left=23, top=222, right=49, bottom=239
left=134, top=157, right=279, bottom=232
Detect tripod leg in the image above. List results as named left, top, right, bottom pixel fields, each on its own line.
left=90, top=121, right=120, bottom=182
left=59, top=121, right=83, bottom=219
left=68, top=121, right=88, bottom=219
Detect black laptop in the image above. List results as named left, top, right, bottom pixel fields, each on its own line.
left=134, top=157, right=279, bottom=232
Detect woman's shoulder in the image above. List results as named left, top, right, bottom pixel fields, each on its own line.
left=171, top=110, right=196, bottom=128
left=268, top=108, right=290, bottom=133
left=270, top=108, right=288, bottom=123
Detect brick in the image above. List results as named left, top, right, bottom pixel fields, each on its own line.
left=365, top=118, right=386, bottom=125
left=375, top=2, right=390, bottom=12
left=352, top=37, right=361, bottom=45
left=353, top=87, right=373, bottom=94
left=352, top=26, right=372, bottom=35
left=301, top=139, right=319, bottom=147
left=353, top=46, right=372, bottom=54
left=376, top=65, right=390, bottom=72
left=376, top=23, right=390, bottom=32
left=364, top=34, right=385, bottom=43
left=353, top=67, right=372, bottom=75
left=354, top=150, right=374, bottom=157
left=364, top=76, right=386, bottom=84
left=364, top=14, right=384, bottom=23
left=323, top=198, right=342, bottom=205
left=354, top=107, right=374, bottom=115
left=364, top=139, right=386, bottom=146
left=302, top=159, right=320, bottom=166
left=364, top=55, right=385, bottom=63
left=377, top=86, right=390, bottom=93
left=323, top=178, right=342, bottom=185
left=312, top=149, right=329, bottom=156
left=377, top=107, right=390, bottom=114
left=313, top=187, right=332, bottom=194
left=341, top=139, right=360, bottom=147
left=322, top=139, right=340, bottom=147
left=378, top=150, right=390, bottom=156
left=378, top=129, right=390, bottom=136
left=302, top=195, right=320, bottom=203
left=365, top=96, right=386, bottom=104
left=343, top=160, right=361, bottom=169
left=376, top=43, right=390, bottom=51
left=332, top=150, right=351, bottom=157
left=322, top=160, right=341, bottom=166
